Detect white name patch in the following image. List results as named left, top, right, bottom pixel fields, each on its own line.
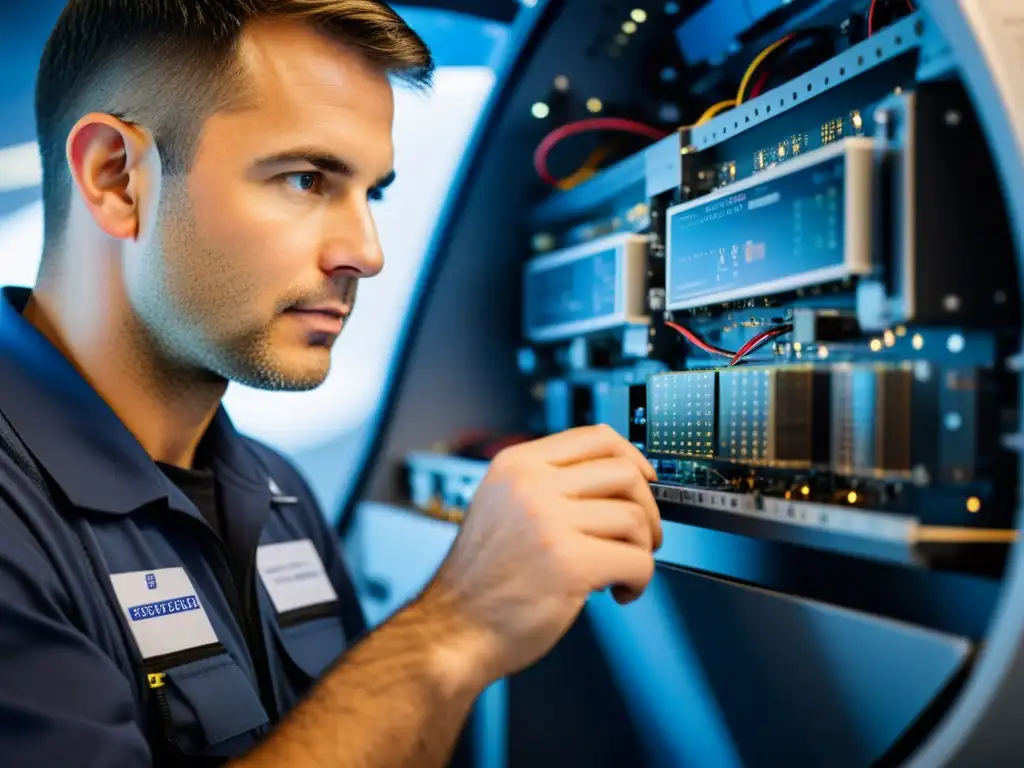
left=109, top=567, right=218, bottom=660
left=256, top=539, right=338, bottom=614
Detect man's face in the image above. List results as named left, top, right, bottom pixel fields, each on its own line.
left=130, top=20, right=394, bottom=391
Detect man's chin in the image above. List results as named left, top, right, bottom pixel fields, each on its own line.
left=228, top=354, right=332, bottom=392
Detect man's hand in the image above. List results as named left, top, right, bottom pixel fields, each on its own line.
left=240, top=424, right=661, bottom=768
left=424, top=424, right=663, bottom=687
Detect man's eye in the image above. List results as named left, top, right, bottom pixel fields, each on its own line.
left=283, top=172, right=324, bottom=193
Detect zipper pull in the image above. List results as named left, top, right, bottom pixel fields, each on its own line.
left=148, top=672, right=167, bottom=689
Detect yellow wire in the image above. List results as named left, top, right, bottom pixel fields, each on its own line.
left=556, top=144, right=614, bottom=191
left=736, top=34, right=794, bottom=104
left=694, top=99, right=737, bottom=125
left=566, top=34, right=792, bottom=185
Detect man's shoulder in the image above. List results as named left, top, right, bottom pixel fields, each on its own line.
left=0, top=407, right=56, bottom=516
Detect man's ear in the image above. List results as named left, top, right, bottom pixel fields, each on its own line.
left=65, top=113, right=163, bottom=243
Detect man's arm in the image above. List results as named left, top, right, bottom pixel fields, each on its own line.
left=0, top=426, right=658, bottom=768
left=242, top=590, right=483, bottom=767
left=238, top=425, right=662, bottom=768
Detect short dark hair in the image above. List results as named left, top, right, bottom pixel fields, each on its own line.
left=34, top=0, right=434, bottom=244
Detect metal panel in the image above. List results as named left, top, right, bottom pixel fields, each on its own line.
left=593, top=563, right=973, bottom=766
left=689, top=13, right=925, bottom=152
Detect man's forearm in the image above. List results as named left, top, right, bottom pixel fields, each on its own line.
left=238, top=591, right=489, bottom=768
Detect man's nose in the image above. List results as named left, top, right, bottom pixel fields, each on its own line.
left=319, top=195, right=384, bottom=278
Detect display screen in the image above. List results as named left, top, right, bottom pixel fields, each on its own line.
left=524, top=246, right=619, bottom=338
left=667, top=153, right=846, bottom=309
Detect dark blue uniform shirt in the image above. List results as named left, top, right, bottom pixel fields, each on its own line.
left=0, top=286, right=367, bottom=766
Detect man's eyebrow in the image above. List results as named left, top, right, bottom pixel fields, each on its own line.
left=372, top=169, right=397, bottom=191
left=254, top=150, right=396, bottom=189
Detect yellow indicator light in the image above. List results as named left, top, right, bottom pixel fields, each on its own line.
left=912, top=333, right=925, bottom=350
left=622, top=20, right=638, bottom=33
left=966, top=497, right=982, bottom=514
left=883, top=329, right=896, bottom=347
left=631, top=8, right=648, bottom=22
left=817, top=346, right=829, bottom=359
left=870, top=339, right=883, bottom=352
left=847, top=491, right=859, bottom=504
left=586, top=98, right=603, bottom=113
left=531, top=102, right=550, bottom=119
left=895, top=325, right=907, bottom=337
left=801, top=485, right=811, bottom=496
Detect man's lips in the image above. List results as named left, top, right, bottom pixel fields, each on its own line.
left=285, top=304, right=349, bottom=334
left=287, top=303, right=350, bottom=318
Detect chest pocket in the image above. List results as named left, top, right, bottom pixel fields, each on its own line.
left=269, top=610, right=349, bottom=712
left=151, top=651, right=270, bottom=758
left=108, top=567, right=270, bottom=759
left=257, top=539, right=348, bottom=707
left=273, top=612, right=348, bottom=680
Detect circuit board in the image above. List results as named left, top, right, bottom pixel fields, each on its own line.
left=510, top=8, right=1020, bottom=574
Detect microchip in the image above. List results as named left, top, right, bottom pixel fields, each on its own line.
left=831, top=365, right=914, bottom=478
left=646, top=371, right=717, bottom=458
left=717, top=366, right=829, bottom=468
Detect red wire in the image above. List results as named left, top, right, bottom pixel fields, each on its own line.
left=749, top=69, right=773, bottom=100
left=665, top=321, right=792, bottom=363
left=664, top=321, right=734, bottom=358
left=867, top=0, right=879, bottom=36
left=868, top=0, right=913, bottom=37
left=533, top=117, right=668, bottom=187
left=729, top=326, right=792, bottom=365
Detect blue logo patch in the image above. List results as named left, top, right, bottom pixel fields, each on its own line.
left=128, top=595, right=201, bottom=622
left=146, top=573, right=157, bottom=590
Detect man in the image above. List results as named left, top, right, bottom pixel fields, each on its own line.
left=0, top=1, right=662, bottom=765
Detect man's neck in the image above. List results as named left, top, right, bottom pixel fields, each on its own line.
left=23, top=276, right=227, bottom=470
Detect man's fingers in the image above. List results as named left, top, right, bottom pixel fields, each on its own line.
left=579, top=538, right=656, bottom=600
left=611, top=585, right=644, bottom=605
left=557, top=458, right=663, bottom=550
left=568, top=500, right=654, bottom=552
left=521, top=425, right=657, bottom=481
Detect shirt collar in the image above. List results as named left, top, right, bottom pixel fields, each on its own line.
left=0, top=285, right=267, bottom=515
